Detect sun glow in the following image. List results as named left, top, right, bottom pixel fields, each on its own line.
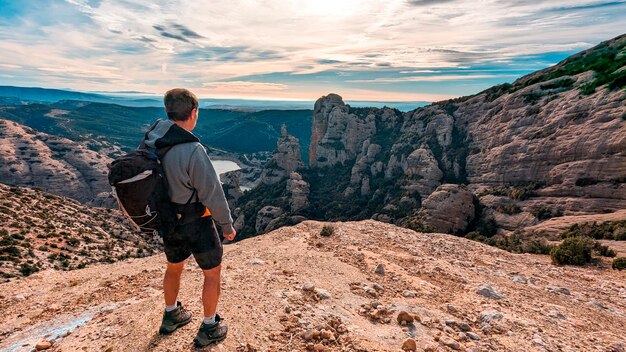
left=297, top=0, right=368, bottom=17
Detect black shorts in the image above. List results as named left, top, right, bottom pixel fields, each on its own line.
left=163, top=216, right=223, bottom=270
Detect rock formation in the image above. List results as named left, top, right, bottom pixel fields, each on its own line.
left=0, top=119, right=116, bottom=205
left=229, top=34, right=626, bottom=239
left=309, top=94, right=377, bottom=167
left=260, top=124, right=304, bottom=185
left=287, top=172, right=309, bottom=212
left=416, top=184, right=475, bottom=234
left=255, top=205, right=284, bottom=233
left=221, top=170, right=244, bottom=208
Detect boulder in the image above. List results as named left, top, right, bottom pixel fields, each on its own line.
left=417, top=184, right=475, bottom=234
left=255, top=206, right=284, bottom=233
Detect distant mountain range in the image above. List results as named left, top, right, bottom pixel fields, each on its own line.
left=0, top=85, right=429, bottom=111
left=0, top=100, right=313, bottom=161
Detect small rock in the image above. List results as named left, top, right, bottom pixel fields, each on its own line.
left=315, top=289, right=331, bottom=300
left=35, top=341, right=52, bottom=350
left=591, top=300, right=607, bottom=309
left=512, top=275, right=527, bottom=284
left=320, top=329, right=333, bottom=340
left=302, top=329, right=313, bottom=341
left=250, top=258, right=265, bottom=265
left=479, top=310, right=503, bottom=323
left=458, top=332, right=468, bottom=341
left=403, top=290, right=416, bottom=298
left=11, top=295, right=25, bottom=302
left=547, top=310, right=566, bottom=319
left=397, top=311, right=414, bottom=325
left=293, top=310, right=302, bottom=317
left=312, top=343, right=327, bottom=351
left=375, top=264, right=385, bottom=275
left=439, top=336, right=460, bottom=350
left=373, top=283, right=384, bottom=291
left=446, top=304, right=458, bottom=313
left=401, top=338, right=417, bottom=351
left=302, top=282, right=316, bottom=292
left=457, top=322, right=471, bottom=332
left=476, top=284, right=503, bottom=299
left=547, top=286, right=570, bottom=295
left=467, top=332, right=481, bottom=341
left=606, top=343, right=625, bottom=352
left=284, top=306, right=292, bottom=313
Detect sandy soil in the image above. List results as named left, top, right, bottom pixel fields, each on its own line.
left=0, top=220, right=624, bottom=352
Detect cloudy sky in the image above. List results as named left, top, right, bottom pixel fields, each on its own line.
left=0, top=0, right=624, bottom=101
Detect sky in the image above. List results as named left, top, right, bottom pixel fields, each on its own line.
left=0, top=0, right=624, bottom=102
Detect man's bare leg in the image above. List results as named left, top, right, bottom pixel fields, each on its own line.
left=164, top=261, right=185, bottom=305
left=202, top=265, right=221, bottom=318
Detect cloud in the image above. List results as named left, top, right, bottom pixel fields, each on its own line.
left=347, top=74, right=508, bottom=83
left=406, top=0, right=457, bottom=6
left=202, top=81, right=289, bottom=92
left=0, top=0, right=623, bottom=100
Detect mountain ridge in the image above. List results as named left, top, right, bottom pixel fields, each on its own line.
left=232, top=33, right=626, bottom=242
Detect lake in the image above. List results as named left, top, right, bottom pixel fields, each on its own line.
left=212, top=159, right=241, bottom=176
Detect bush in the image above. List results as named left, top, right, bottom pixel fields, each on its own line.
left=612, top=257, right=626, bottom=270
left=551, top=236, right=594, bottom=265
left=320, top=225, right=335, bottom=237
left=594, top=242, right=616, bottom=257
left=561, top=220, right=626, bottom=240
left=19, top=262, right=39, bottom=276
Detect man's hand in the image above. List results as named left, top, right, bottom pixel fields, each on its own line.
left=223, top=229, right=237, bottom=241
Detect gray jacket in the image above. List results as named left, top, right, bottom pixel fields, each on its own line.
left=140, top=119, right=234, bottom=233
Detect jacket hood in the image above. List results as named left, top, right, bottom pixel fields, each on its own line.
left=139, top=119, right=200, bottom=151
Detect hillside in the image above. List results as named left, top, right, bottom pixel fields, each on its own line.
left=0, top=220, right=624, bottom=351
left=233, top=33, right=626, bottom=241
left=0, top=183, right=159, bottom=279
left=0, top=119, right=119, bottom=205
left=0, top=101, right=312, bottom=160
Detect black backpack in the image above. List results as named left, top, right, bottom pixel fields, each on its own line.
left=108, top=148, right=179, bottom=237
left=108, top=121, right=202, bottom=237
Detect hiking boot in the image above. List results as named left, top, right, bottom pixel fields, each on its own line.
left=193, top=314, right=228, bottom=347
left=159, top=301, right=192, bottom=334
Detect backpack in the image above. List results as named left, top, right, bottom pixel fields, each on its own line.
left=108, top=148, right=180, bottom=237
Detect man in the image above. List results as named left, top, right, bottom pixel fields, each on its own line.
left=139, top=88, right=236, bottom=347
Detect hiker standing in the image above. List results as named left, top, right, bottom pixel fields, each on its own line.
left=139, top=88, right=235, bottom=347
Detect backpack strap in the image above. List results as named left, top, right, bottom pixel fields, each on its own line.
left=185, top=188, right=198, bottom=205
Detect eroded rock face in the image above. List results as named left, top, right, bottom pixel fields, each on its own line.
left=255, top=205, right=284, bottom=233
left=286, top=172, right=309, bottom=212
left=309, top=94, right=376, bottom=167
left=417, top=184, right=475, bottom=234
left=222, top=170, right=244, bottom=208
left=260, top=125, right=304, bottom=185
left=0, top=119, right=116, bottom=205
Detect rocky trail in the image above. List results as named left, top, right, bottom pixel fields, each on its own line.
left=0, top=220, right=624, bottom=351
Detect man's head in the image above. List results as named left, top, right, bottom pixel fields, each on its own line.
left=164, top=88, right=199, bottom=130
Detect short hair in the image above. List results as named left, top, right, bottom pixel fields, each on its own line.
left=163, top=88, right=199, bottom=121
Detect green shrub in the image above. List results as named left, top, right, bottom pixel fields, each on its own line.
left=594, top=242, right=616, bottom=257
left=320, top=225, right=335, bottom=237
left=612, top=257, right=626, bottom=270
left=551, top=236, right=594, bottom=265
left=19, top=262, right=39, bottom=276
left=561, top=220, right=626, bottom=240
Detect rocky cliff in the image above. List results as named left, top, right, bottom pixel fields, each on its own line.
left=236, top=33, right=626, bottom=239
left=0, top=119, right=119, bottom=205
left=0, top=220, right=624, bottom=351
